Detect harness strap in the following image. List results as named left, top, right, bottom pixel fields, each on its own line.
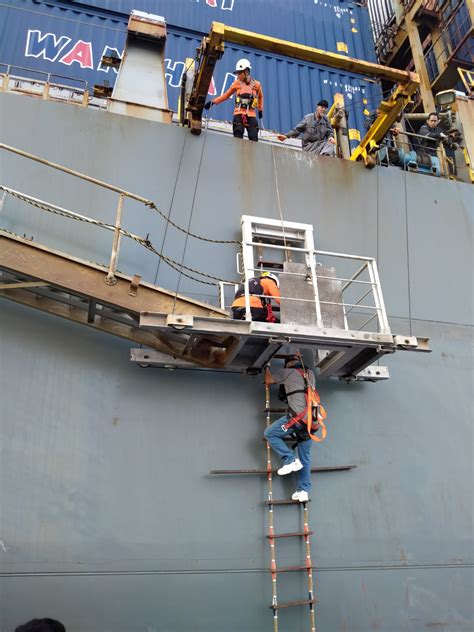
left=285, top=369, right=328, bottom=442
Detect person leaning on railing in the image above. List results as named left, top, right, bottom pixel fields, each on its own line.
left=416, top=112, right=447, bottom=157
left=277, top=100, right=336, bottom=157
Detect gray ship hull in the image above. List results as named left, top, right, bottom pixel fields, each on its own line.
left=0, top=93, right=472, bottom=631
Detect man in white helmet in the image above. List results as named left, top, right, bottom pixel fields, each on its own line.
left=204, top=58, right=264, bottom=141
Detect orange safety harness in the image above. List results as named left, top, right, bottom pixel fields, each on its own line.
left=235, top=79, right=259, bottom=127
left=285, top=368, right=328, bottom=443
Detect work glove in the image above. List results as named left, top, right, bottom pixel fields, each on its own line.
left=203, top=101, right=214, bottom=110
left=258, top=110, right=263, bottom=119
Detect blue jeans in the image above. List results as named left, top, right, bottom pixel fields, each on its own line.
left=264, top=415, right=312, bottom=492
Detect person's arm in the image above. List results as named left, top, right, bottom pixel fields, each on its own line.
left=212, top=82, right=237, bottom=106
left=324, top=117, right=335, bottom=142
left=257, top=82, right=264, bottom=117
left=265, top=367, right=288, bottom=385
left=278, top=116, right=308, bottom=141
left=261, top=278, right=281, bottom=305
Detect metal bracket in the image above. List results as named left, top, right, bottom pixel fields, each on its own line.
left=128, top=274, right=142, bottom=297
left=166, top=314, right=194, bottom=329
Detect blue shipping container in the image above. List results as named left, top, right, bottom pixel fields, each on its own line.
left=64, top=0, right=378, bottom=63
left=0, top=1, right=382, bottom=148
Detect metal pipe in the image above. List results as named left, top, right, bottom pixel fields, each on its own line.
left=315, top=250, right=373, bottom=262
left=105, top=194, right=124, bottom=286
left=341, top=262, right=368, bottom=292
left=357, top=312, right=378, bottom=331
left=343, top=288, right=373, bottom=316
left=0, top=144, right=153, bottom=206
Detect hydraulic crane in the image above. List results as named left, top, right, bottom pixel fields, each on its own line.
left=182, top=21, right=420, bottom=168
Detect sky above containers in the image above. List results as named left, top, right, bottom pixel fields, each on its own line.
left=0, top=0, right=382, bottom=146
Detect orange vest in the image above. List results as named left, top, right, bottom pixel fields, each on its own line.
left=213, top=78, right=264, bottom=117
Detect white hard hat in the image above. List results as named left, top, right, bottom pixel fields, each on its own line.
left=261, top=271, right=279, bottom=288
left=235, top=58, right=252, bottom=73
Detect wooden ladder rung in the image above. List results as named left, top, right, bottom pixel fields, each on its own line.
left=270, top=565, right=314, bottom=573
left=264, top=499, right=311, bottom=505
left=269, top=598, right=317, bottom=610
left=267, top=530, right=313, bottom=539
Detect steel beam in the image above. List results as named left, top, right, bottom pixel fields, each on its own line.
left=186, top=21, right=420, bottom=135
left=0, top=233, right=228, bottom=319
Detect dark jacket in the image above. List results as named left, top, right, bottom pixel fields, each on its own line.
left=416, top=123, right=444, bottom=156
left=286, top=113, right=334, bottom=149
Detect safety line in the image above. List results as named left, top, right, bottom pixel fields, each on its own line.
left=172, top=116, right=210, bottom=311
left=266, top=125, right=289, bottom=262
left=153, top=132, right=189, bottom=285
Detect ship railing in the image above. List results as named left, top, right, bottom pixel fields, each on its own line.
left=0, top=64, right=101, bottom=108
left=373, top=128, right=454, bottom=176
left=219, top=253, right=391, bottom=336
left=0, top=143, right=173, bottom=287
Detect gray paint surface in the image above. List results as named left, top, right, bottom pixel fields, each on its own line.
left=0, top=94, right=473, bottom=632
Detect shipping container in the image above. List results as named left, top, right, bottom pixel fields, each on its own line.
left=64, top=0, right=378, bottom=63
left=0, top=0, right=383, bottom=149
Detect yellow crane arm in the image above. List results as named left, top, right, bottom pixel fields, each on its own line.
left=185, top=21, right=420, bottom=166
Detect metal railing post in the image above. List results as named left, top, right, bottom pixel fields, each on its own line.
left=367, top=258, right=390, bottom=333
left=81, top=88, right=89, bottom=107
left=105, top=194, right=124, bottom=286
left=1, top=71, right=9, bottom=92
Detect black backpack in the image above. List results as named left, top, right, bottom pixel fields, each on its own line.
left=234, top=277, right=265, bottom=307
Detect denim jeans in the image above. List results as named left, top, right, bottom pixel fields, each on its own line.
left=264, top=415, right=312, bottom=492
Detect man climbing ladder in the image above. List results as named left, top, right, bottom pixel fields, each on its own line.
left=264, top=354, right=326, bottom=502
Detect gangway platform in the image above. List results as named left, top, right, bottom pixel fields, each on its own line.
left=0, top=145, right=430, bottom=379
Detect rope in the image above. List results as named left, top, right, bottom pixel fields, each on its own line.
left=1, top=187, right=238, bottom=287
left=264, top=123, right=289, bottom=262
left=172, top=114, right=210, bottom=311
left=153, top=132, right=188, bottom=284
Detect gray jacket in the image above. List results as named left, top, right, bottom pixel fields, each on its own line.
left=286, top=113, right=334, bottom=149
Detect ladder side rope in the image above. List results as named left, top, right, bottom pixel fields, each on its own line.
left=298, top=350, right=318, bottom=631
left=265, top=381, right=279, bottom=632
left=303, top=501, right=317, bottom=632
left=0, top=187, right=238, bottom=287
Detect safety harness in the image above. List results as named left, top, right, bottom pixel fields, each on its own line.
left=284, top=368, right=327, bottom=443
left=235, top=79, right=259, bottom=127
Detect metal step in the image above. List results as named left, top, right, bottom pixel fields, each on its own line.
left=266, top=531, right=313, bottom=539
left=269, top=599, right=317, bottom=610
left=209, top=465, right=356, bottom=474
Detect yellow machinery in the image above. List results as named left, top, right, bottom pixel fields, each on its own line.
left=183, top=21, right=420, bottom=167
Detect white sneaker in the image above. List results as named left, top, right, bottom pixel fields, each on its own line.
left=277, top=459, right=303, bottom=476
left=291, top=490, right=309, bottom=502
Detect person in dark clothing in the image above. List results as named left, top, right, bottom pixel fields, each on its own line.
left=416, top=112, right=447, bottom=157
left=232, top=272, right=280, bottom=322
left=277, top=99, right=336, bottom=156
left=15, top=620, right=66, bottom=632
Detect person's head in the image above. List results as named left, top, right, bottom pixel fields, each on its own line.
left=315, top=99, right=329, bottom=118
left=15, top=619, right=66, bottom=632
left=260, top=271, right=279, bottom=288
left=427, top=112, right=439, bottom=128
left=284, top=354, right=303, bottom=369
left=234, top=58, right=252, bottom=82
